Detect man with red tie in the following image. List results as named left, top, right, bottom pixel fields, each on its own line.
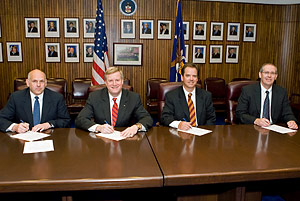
left=75, top=67, right=153, bottom=137
left=161, top=63, right=216, bottom=130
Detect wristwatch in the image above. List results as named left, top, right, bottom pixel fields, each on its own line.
left=135, top=123, right=142, bottom=131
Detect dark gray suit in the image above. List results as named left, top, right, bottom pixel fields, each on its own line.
left=0, top=88, right=71, bottom=132
left=236, top=83, right=297, bottom=124
left=161, top=86, right=216, bottom=126
left=75, top=88, right=153, bottom=131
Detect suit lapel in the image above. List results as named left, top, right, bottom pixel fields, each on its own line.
left=195, top=88, right=202, bottom=122
left=101, top=88, right=112, bottom=125
left=117, top=89, right=128, bottom=125
left=271, top=85, right=278, bottom=119
left=179, top=86, right=190, bottom=120
left=41, top=89, right=50, bottom=123
left=23, top=89, right=34, bottom=126
left=254, top=83, right=261, bottom=115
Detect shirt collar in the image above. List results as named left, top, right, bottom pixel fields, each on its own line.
left=29, top=91, right=44, bottom=102
left=108, top=91, right=122, bottom=102
left=260, top=83, right=272, bottom=93
left=182, top=86, right=196, bottom=97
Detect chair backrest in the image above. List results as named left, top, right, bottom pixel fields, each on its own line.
left=146, top=78, right=168, bottom=100
left=47, top=78, right=68, bottom=99
left=123, top=78, right=130, bottom=86
left=14, top=78, right=27, bottom=91
left=226, top=80, right=258, bottom=124
left=204, top=77, right=226, bottom=99
left=231, top=78, right=251, bottom=82
left=72, top=78, right=92, bottom=99
left=88, top=84, right=133, bottom=95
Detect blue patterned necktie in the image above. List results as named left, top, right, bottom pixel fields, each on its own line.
left=33, top=96, right=40, bottom=126
left=262, top=91, right=270, bottom=120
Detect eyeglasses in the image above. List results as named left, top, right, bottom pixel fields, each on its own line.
left=262, top=71, right=277, bottom=76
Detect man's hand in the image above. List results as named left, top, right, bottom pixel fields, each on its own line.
left=178, top=121, right=192, bottom=130
left=96, top=124, right=114, bottom=134
left=254, top=118, right=270, bottom=127
left=121, top=125, right=139, bottom=138
left=32, top=123, right=51, bottom=132
left=12, top=123, right=29, bottom=133
left=287, top=120, right=298, bottom=130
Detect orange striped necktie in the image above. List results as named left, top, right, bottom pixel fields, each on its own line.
left=112, top=98, right=118, bottom=127
left=188, top=93, right=196, bottom=127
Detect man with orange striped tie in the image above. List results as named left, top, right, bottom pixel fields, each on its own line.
left=161, top=63, right=216, bottom=130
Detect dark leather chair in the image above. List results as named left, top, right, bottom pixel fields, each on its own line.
left=231, top=78, right=251, bottom=82
left=204, top=77, right=226, bottom=112
left=88, top=84, right=133, bottom=94
left=47, top=78, right=68, bottom=99
left=226, top=80, right=257, bottom=124
left=146, top=78, right=168, bottom=115
left=290, top=93, right=300, bottom=122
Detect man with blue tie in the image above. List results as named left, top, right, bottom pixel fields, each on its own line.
left=236, top=63, right=298, bottom=129
left=0, top=69, right=71, bottom=133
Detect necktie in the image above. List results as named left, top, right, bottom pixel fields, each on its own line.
left=262, top=91, right=270, bottom=120
left=33, top=96, right=40, bottom=126
left=188, top=93, right=196, bottom=127
left=112, top=98, right=118, bottom=127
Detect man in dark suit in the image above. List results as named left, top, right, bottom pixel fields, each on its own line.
left=195, top=24, right=204, bottom=35
left=160, top=23, right=169, bottom=35
left=48, top=46, right=58, bottom=57
left=246, top=27, right=254, bottom=37
left=161, top=63, right=216, bottom=130
left=48, top=21, right=57, bottom=32
left=67, top=22, right=76, bottom=33
left=0, top=69, right=71, bottom=133
left=194, top=48, right=203, bottom=58
left=236, top=63, right=298, bottom=129
left=67, top=47, right=77, bottom=57
left=212, top=25, right=221, bottom=36
left=142, top=23, right=151, bottom=34
left=228, top=48, right=236, bottom=58
left=28, top=21, right=38, bottom=33
left=230, top=26, right=237, bottom=35
left=212, top=48, right=220, bottom=58
left=75, top=67, right=153, bottom=137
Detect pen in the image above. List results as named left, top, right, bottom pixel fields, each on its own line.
left=183, top=118, right=187, bottom=122
left=20, top=120, right=25, bottom=123
left=104, top=120, right=110, bottom=125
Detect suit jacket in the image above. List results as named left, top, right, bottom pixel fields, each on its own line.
left=195, top=30, right=204, bottom=35
left=212, top=53, right=220, bottom=58
left=195, top=52, right=203, bottom=58
left=228, top=53, right=236, bottom=58
left=142, top=28, right=151, bottom=34
left=236, top=82, right=297, bottom=124
left=0, top=88, right=71, bottom=132
left=75, top=88, right=153, bottom=131
left=28, top=27, right=38, bottom=33
left=161, top=86, right=216, bottom=126
left=67, top=27, right=76, bottom=32
left=213, top=30, right=221, bottom=36
left=48, top=51, right=58, bottom=57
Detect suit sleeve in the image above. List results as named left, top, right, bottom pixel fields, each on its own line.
left=204, top=92, right=216, bottom=125
left=75, top=94, right=97, bottom=131
left=161, top=92, right=176, bottom=126
left=281, top=89, right=298, bottom=124
left=0, top=93, right=17, bottom=132
left=133, top=94, right=153, bottom=130
left=236, top=88, right=257, bottom=124
left=48, top=95, right=71, bottom=128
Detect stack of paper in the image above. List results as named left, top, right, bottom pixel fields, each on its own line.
left=96, top=130, right=127, bottom=141
left=178, top=127, right=212, bottom=136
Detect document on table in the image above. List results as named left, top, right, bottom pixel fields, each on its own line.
left=23, top=140, right=54, bottom=154
left=96, top=130, right=127, bottom=141
left=263, top=124, right=297, bottom=134
left=178, top=127, right=212, bottom=136
left=11, top=131, right=50, bottom=141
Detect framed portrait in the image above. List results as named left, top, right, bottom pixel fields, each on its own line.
left=210, top=45, right=222, bottom=63
left=121, top=19, right=135, bottom=39
left=185, top=45, right=189, bottom=62
left=158, top=20, right=171, bottom=39
left=193, top=45, right=206, bottom=64
left=0, top=20, right=1, bottom=38
left=25, top=18, right=40, bottom=38
left=83, top=18, right=96, bottom=38
left=0, top=43, right=3, bottom=62
left=64, top=18, right=79, bottom=38
left=140, top=20, right=154, bottom=39
left=193, top=21, right=206, bottom=40
left=6, top=42, right=22, bottom=62
left=84, top=43, right=94, bottom=63
left=227, top=23, right=240, bottom=41
left=243, top=23, right=256, bottom=42
left=45, top=18, right=60, bottom=38
left=45, top=43, right=60, bottom=62
left=226, top=45, right=239, bottom=64
left=113, top=43, right=143, bottom=66
left=183, top=21, right=189, bottom=40
left=210, top=22, right=224, bottom=41
left=65, top=43, right=79, bottom=62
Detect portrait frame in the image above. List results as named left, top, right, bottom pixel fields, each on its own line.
left=0, top=20, right=2, bottom=38
left=6, top=42, right=22, bottom=62
left=209, top=45, right=222, bottom=64
left=183, top=21, right=189, bottom=40
left=25, top=18, right=40, bottom=38
left=157, top=20, right=172, bottom=40
left=243, top=23, right=256, bottom=42
left=140, top=19, right=154, bottom=39
left=83, top=18, right=96, bottom=38
left=226, top=45, right=239, bottom=64
left=65, top=43, right=79, bottom=63
left=113, top=43, right=143, bottom=66
left=227, top=22, right=240, bottom=41
left=45, top=18, right=60, bottom=38
left=210, top=22, right=224, bottom=41
left=121, top=19, right=135, bottom=39
left=45, top=43, right=60, bottom=63
left=64, top=18, right=79, bottom=38
left=84, top=43, right=94, bottom=63
left=185, top=45, right=189, bottom=62
left=193, top=21, right=206, bottom=40
left=0, top=43, right=3, bottom=62
left=193, top=45, right=206, bottom=64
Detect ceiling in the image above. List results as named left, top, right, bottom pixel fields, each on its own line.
left=202, top=0, right=300, bottom=4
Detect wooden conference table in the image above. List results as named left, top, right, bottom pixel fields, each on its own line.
left=0, top=125, right=300, bottom=200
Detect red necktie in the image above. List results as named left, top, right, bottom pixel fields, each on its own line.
left=188, top=93, right=196, bottom=127
left=112, top=98, right=118, bottom=127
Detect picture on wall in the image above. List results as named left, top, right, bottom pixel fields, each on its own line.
left=45, top=18, right=60, bottom=38
left=84, top=19, right=96, bottom=38
left=210, top=22, right=224, bottom=41
left=25, top=18, right=40, bottom=38
left=226, top=45, right=239, bottom=63
left=183, top=21, right=189, bottom=40
left=84, top=43, right=94, bottom=63
left=227, top=23, right=240, bottom=41
left=243, top=23, right=256, bottom=42
left=113, top=43, right=143, bottom=66
left=193, top=45, right=206, bottom=64
left=0, top=43, right=3, bottom=62
left=210, top=45, right=222, bottom=63
left=6, top=42, right=22, bottom=62
left=158, top=20, right=171, bottom=39
left=65, top=43, right=79, bottom=62
left=45, top=43, right=60, bottom=62
left=193, top=21, right=206, bottom=40
left=64, top=18, right=79, bottom=38
left=121, top=19, right=135, bottom=39
left=185, top=45, right=189, bottom=62
left=0, top=20, right=2, bottom=38
left=140, top=20, right=153, bottom=39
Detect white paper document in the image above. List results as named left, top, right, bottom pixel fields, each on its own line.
left=11, top=131, right=50, bottom=142
left=263, top=124, right=297, bottom=134
left=96, top=131, right=127, bottom=141
left=178, top=127, right=212, bottom=136
left=23, top=140, right=54, bottom=154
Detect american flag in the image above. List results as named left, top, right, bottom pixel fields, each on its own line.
left=92, top=0, right=109, bottom=85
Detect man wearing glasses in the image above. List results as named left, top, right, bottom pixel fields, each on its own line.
left=236, top=63, right=298, bottom=129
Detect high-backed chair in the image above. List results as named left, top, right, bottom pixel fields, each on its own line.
left=47, top=78, right=68, bottom=99
left=146, top=78, right=168, bottom=115
left=231, top=78, right=251, bottom=82
left=290, top=93, right=300, bottom=122
left=204, top=77, right=226, bottom=112
left=226, top=80, right=257, bottom=124
left=88, top=84, right=133, bottom=95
